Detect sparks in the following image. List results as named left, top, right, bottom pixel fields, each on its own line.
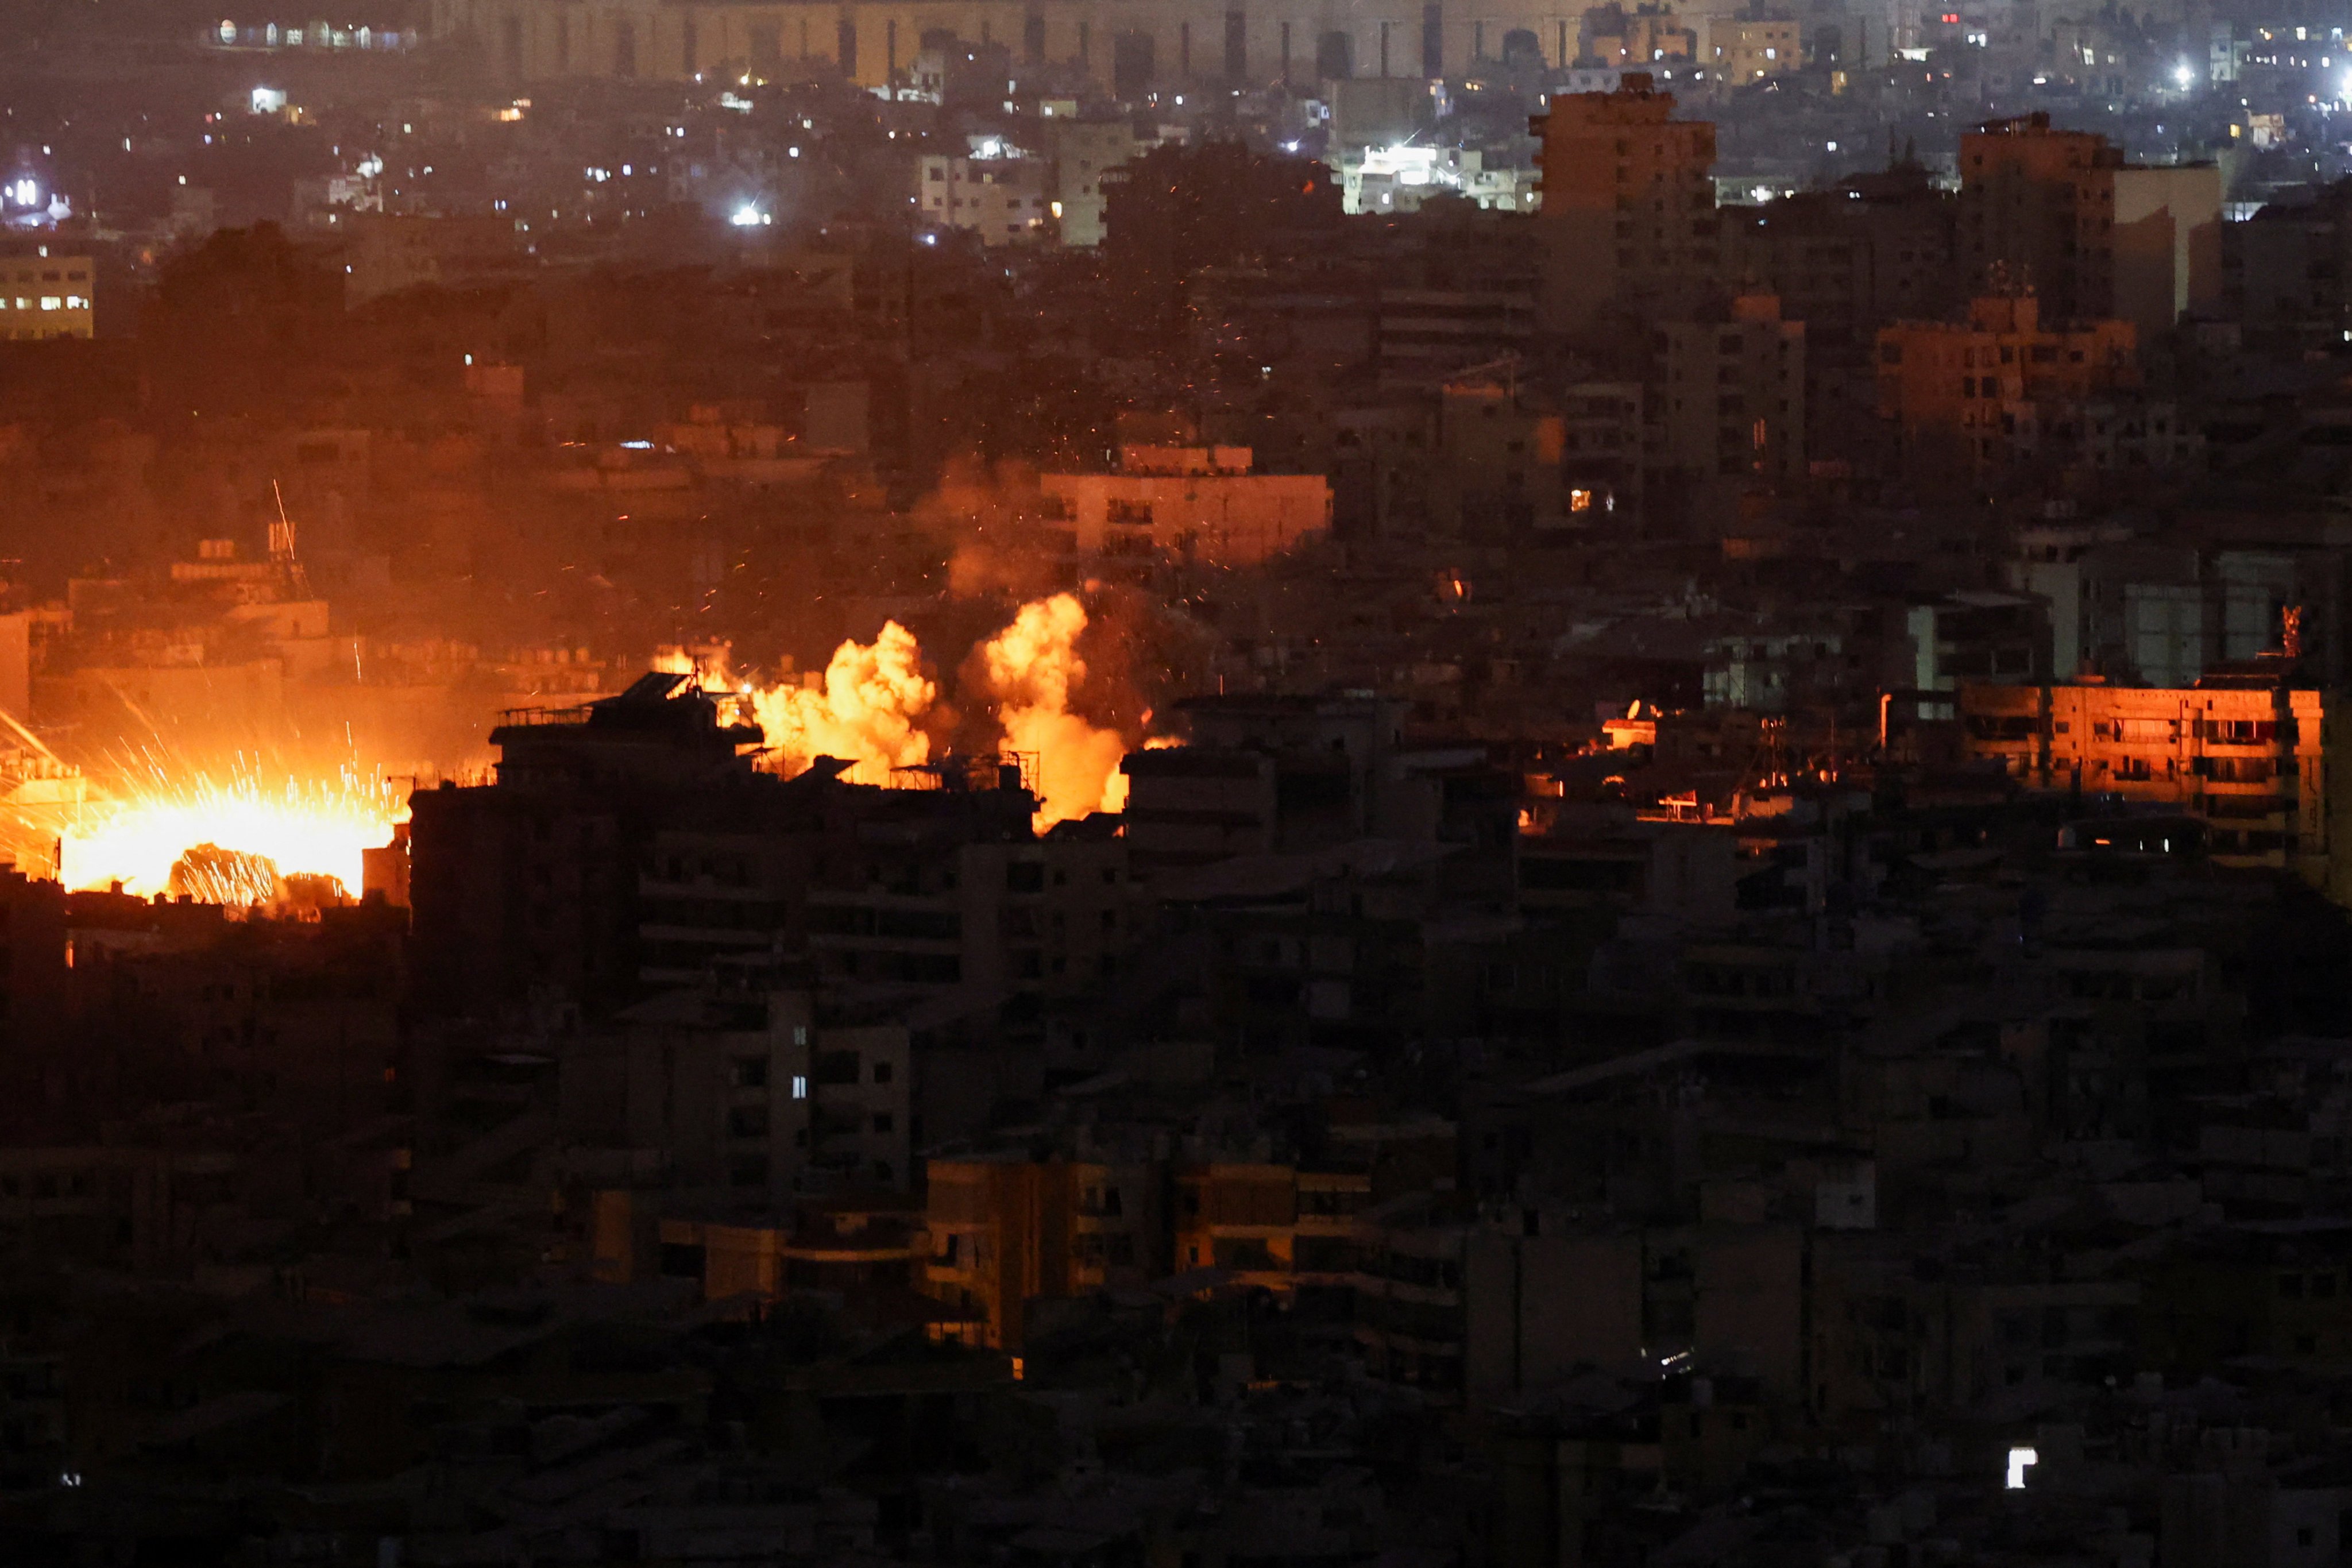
left=49, top=763, right=405, bottom=902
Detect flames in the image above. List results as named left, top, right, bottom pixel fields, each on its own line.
left=747, top=620, right=937, bottom=786
left=682, top=593, right=1154, bottom=827
left=48, top=761, right=404, bottom=902
left=976, top=594, right=1132, bottom=825
left=0, top=592, right=1156, bottom=909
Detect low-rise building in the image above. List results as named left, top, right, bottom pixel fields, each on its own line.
left=1875, top=294, right=2138, bottom=474
left=1959, top=675, right=2334, bottom=880
left=917, top=149, right=1051, bottom=245
left=0, top=248, right=92, bottom=341
left=1040, top=444, right=1331, bottom=566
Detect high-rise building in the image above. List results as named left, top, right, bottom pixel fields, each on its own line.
left=1649, top=293, right=1806, bottom=482
left=1531, top=72, right=1718, bottom=335
left=1957, top=113, right=2121, bottom=322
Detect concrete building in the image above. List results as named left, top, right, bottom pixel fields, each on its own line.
left=1531, top=74, right=1718, bottom=334
left=1959, top=676, right=2335, bottom=882
left=917, top=150, right=1052, bottom=245
left=438, top=0, right=1620, bottom=94
left=924, top=1150, right=1165, bottom=1347
left=1702, top=14, right=1800, bottom=83
left=1650, top=293, right=1805, bottom=482
left=1431, top=376, right=1628, bottom=537
left=2112, top=163, right=2222, bottom=339
left=1039, top=444, right=1331, bottom=566
left=1045, top=116, right=1151, bottom=247
left=1957, top=113, right=2121, bottom=323
left=0, top=249, right=92, bottom=341
left=1875, top=293, right=2137, bottom=474
left=1583, top=3, right=1696, bottom=68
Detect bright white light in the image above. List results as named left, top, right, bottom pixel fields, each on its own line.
left=250, top=86, right=287, bottom=114
left=2006, top=1447, right=2038, bottom=1489
left=2175, top=61, right=2195, bottom=88
left=7, top=179, right=36, bottom=208
left=729, top=203, right=764, bottom=226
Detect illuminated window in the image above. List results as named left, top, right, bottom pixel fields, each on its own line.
left=1569, top=489, right=1594, bottom=512
left=790, top=1075, right=808, bottom=1099
left=2005, top=1447, right=2037, bottom=1489
left=38, top=297, right=60, bottom=311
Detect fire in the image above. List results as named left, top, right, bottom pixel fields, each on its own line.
left=977, top=593, right=1129, bottom=827
left=52, top=764, right=404, bottom=901
left=748, top=620, right=937, bottom=785
left=670, top=594, right=1163, bottom=825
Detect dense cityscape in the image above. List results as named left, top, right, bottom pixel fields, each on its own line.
left=7, top=0, right=2352, bottom=1562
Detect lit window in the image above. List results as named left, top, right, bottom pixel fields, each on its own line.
left=2006, top=1447, right=2037, bottom=1489
left=38, top=297, right=60, bottom=311
left=1570, top=489, right=1594, bottom=512
left=790, top=1075, right=808, bottom=1099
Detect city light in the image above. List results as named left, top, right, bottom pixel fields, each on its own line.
left=6, top=179, right=36, bottom=207
left=2006, top=1448, right=2038, bottom=1489
left=729, top=203, right=771, bottom=226
left=2173, top=60, right=2195, bottom=88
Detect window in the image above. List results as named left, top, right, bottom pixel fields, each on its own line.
left=731, top=1056, right=768, bottom=1089
left=790, top=1075, right=808, bottom=1099
left=872, top=1113, right=894, bottom=1133
left=872, top=1060, right=893, bottom=1084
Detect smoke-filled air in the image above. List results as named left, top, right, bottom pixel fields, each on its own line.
left=976, top=593, right=1134, bottom=822
left=748, top=619, right=939, bottom=785
left=675, top=593, right=1152, bottom=826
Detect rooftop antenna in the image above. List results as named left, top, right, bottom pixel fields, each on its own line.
left=270, top=480, right=313, bottom=598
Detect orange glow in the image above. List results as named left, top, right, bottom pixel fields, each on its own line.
left=747, top=620, right=938, bottom=784
left=47, top=762, right=404, bottom=901
left=976, top=593, right=1128, bottom=827
left=671, top=596, right=1170, bottom=824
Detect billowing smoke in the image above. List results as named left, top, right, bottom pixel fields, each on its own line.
left=692, top=593, right=1169, bottom=826
left=748, top=620, right=937, bottom=785
left=973, top=593, right=1130, bottom=824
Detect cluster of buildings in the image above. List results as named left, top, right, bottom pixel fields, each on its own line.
left=17, top=0, right=2352, bottom=1561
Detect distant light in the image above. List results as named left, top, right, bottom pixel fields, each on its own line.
left=620, top=439, right=653, bottom=449
left=922, top=233, right=938, bottom=245
left=7, top=179, right=36, bottom=207
left=249, top=86, right=287, bottom=114
left=2175, top=61, right=2195, bottom=87
left=1825, top=140, right=1837, bottom=150
left=729, top=203, right=765, bottom=226
left=2006, top=1447, right=2038, bottom=1489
